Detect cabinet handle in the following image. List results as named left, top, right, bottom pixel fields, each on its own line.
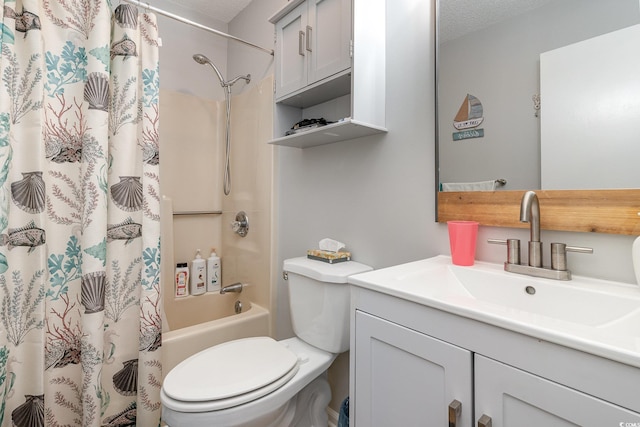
left=306, top=25, right=312, bottom=52
left=478, top=414, right=492, bottom=427
left=298, top=30, right=305, bottom=56
left=448, top=399, right=462, bottom=427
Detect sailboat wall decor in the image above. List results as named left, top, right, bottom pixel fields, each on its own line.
left=452, top=94, right=485, bottom=141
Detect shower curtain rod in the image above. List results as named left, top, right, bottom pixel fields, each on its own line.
left=121, top=0, right=274, bottom=55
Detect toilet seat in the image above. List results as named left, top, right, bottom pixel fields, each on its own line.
left=162, top=337, right=299, bottom=412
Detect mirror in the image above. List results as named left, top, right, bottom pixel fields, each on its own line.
left=437, top=0, right=640, bottom=191
left=435, top=0, right=640, bottom=234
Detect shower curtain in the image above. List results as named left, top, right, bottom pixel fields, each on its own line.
left=0, top=1, right=161, bottom=426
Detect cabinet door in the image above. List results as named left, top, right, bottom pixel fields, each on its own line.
left=274, top=2, right=308, bottom=98
left=353, top=311, right=473, bottom=427
left=307, top=0, right=352, bottom=84
left=475, top=355, right=640, bottom=426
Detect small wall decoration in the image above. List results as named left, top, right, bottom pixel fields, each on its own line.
left=452, top=93, right=484, bottom=141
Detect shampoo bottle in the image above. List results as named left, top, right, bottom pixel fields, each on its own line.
left=207, top=248, right=221, bottom=292
left=175, top=263, right=189, bottom=297
left=190, top=250, right=206, bottom=296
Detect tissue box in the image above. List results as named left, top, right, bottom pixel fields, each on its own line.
left=307, top=249, right=351, bottom=264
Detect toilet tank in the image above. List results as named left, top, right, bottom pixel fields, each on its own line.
left=283, top=257, right=373, bottom=354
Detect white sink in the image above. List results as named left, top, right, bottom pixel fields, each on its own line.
left=348, top=255, right=640, bottom=367
left=449, top=264, right=640, bottom=327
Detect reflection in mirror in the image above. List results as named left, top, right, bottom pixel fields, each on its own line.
left=437, top=0, right=640, bottom=191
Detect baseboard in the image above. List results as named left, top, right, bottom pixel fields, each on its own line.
left=327, top=407, right=339, bottom=427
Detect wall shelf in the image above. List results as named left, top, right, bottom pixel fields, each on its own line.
left=268, top=118, right=386, bottom=148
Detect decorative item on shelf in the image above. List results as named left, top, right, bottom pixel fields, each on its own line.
left=285, top=118, right=335, bottom=136
left=532, top=93, right=541, bottom=117
left=452, top=94, right=484, bottom=141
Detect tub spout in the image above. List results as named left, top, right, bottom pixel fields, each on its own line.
left=220, top=282, right=243, bottom=294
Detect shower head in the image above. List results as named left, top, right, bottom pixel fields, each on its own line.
left=192, top=53, right=225, bottom=87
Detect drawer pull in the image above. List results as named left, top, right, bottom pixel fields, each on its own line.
left=448, top=399, right=461, bottom=427
left=478, top=414, right=492, bottom=427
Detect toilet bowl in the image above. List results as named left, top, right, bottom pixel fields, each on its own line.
left=161, top=257, right=372, bottom=426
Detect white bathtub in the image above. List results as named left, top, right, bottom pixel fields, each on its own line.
left=162, top=301, right=270, bottom=376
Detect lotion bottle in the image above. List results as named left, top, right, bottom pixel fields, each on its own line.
left=207, top=248, right=221, bottom=292
left=175, top=263, right=189, bottom=297
left=190, top=250, right=206, bottom=296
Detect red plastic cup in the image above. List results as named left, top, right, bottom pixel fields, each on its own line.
left=447, top=221, right=479, bottom=266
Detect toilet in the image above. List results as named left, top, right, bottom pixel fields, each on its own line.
left=160, top=257, right=372, bottom=427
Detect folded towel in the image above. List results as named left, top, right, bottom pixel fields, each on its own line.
left=441, top=180, right=497, bottom=191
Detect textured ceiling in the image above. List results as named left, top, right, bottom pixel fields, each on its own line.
left=157, top=0, right=555, bottom=38
left=163, top=0, right=253, bottom=23
left=440, top=0, right=556, bottom=42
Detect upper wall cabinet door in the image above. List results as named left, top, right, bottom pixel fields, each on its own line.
left=274, top=0, right=352, bottom=100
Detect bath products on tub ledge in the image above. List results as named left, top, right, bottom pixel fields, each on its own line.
left=175, top=263, right=189, bottom=297
left=207, top=248, right=221, bottom=293
left=190, top=250, right=206, bottom=296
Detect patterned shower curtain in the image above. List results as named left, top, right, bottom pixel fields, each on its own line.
left=0, top=0, right=161, bottom=425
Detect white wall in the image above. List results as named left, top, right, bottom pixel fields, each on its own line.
left=225, top=0, right=639, bottom=346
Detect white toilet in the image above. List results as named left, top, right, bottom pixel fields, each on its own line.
left=161, top=257, right=372, bottom=427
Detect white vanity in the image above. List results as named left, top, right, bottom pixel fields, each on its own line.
left=348, top=255, right=640, bottom=426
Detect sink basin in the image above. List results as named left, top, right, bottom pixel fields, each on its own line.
left=449, top=264, right=640, bottom=327
left=348, top=255, right=640, bottom=367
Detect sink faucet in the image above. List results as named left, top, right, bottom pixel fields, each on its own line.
left=520, top=191, right=542, bottom=267
left=488, top=190, right=593, bottom=280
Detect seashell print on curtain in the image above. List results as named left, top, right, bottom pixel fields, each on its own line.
left=0, top=0, right=162, bottom=426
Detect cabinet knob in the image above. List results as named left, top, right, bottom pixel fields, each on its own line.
left=448, top=399, right=462, bottom=427
left=478, top=414, right=492, bottom=427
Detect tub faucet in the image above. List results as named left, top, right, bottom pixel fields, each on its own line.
left=520, top=190, right=542, bottom=268
left=220, top=282, right=243, bottom=294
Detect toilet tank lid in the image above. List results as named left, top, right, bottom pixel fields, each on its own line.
left=284, top=257, right=373, bottom=283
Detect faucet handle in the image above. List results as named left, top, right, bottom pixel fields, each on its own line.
left=550, top=243, right=593, bottom=271
left=488, top=238, right=521, bottom=265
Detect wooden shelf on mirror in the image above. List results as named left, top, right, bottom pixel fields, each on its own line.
left=437, top=189, right=640, bottom=235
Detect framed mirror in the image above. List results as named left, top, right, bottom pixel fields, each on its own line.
left=435, top=0, right=640, bottom=235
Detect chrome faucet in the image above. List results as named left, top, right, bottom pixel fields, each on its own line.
left=520, top=190, right=542, bottom=268
left=220, top=282, right=243, bottom=294
left=488, top=190, right=593, bottom=280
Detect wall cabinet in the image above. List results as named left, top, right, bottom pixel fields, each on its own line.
left=273, top=0, right=351, bottom=100
left=350, top=287, right=640, bottom=426
left=268, top=0, right=386, bottom=148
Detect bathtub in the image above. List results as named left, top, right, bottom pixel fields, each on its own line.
left=162, top=301, right=270, bottom=377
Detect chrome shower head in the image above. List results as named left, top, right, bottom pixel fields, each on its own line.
left=192, top=53, right=210, bottom=65
left=193, top=53, right=225, bottom=87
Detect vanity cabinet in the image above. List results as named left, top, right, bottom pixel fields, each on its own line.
left=475, top=355, right=639, bottom=426
left=354, top=311, right=473, bottom=426
left=350, top=287, right=640, bottom=427
left=273, top=0, right=351, bottom=100
left=268, top=0, right=386, bottom=148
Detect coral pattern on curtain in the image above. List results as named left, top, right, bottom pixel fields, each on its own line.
left=0, top=0, right=161, bottom=425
